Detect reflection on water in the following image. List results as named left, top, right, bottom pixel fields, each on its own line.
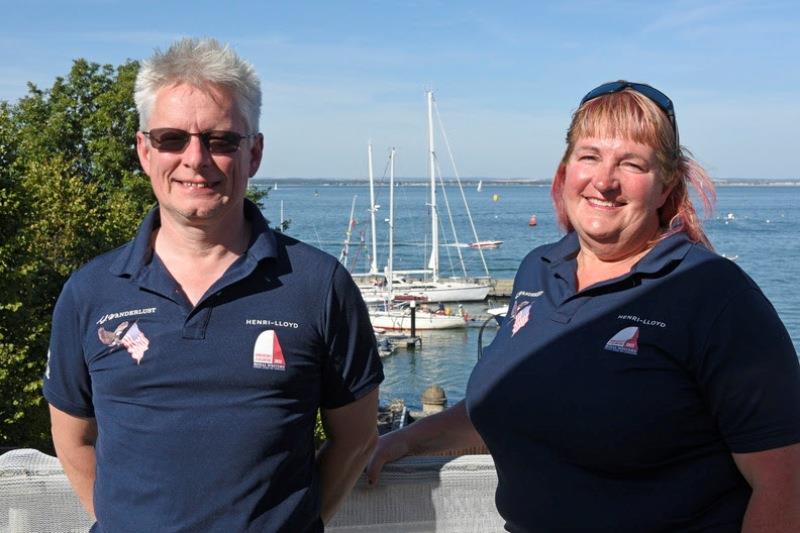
left=379, top=310, right=500, bottom=410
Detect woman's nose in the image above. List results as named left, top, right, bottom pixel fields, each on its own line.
left=591, top=165, right=619, bottom=192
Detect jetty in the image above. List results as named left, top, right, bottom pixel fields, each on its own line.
left=488, top=278, right=514, bottom=298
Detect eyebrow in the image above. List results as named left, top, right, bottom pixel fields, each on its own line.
left=574, top=144, right=601, bottom=153
left=574, top=145, right=649, bottom=161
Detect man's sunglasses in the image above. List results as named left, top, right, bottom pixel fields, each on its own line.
left=579, top=80, right=680, bottom=156
left=142, top=128, right=257, bottom=154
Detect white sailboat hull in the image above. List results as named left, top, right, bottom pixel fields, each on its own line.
left=391, top=281, right=491, bottom=303
left=369, top=309, right=466, bottom=330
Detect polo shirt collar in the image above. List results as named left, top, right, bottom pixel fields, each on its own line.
left=541, top=232, right=580, bottom=267
left=631, top=231, right=694, bottom=275
left=243, top=199, right=279, bottom=263
left=541, top=230, right=696, bottom=283
left=109, top=199, right=278, bottom=279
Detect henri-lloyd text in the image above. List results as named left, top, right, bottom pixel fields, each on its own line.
left=246, top=319, right=300, bottom=329
left=617, top=314, right=667, bottom=328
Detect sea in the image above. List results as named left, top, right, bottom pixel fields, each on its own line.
left=258, top=182, right=800, bottom=412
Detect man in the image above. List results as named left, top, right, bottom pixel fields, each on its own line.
left=43, top=38, right=383, bottom=532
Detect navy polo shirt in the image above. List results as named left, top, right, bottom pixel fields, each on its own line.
left=43, top=201, right=383, bottom=533
left=466, top=231, right=800, bottom=532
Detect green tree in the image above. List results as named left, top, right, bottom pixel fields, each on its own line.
left=0, top=60, right=154, bottom=450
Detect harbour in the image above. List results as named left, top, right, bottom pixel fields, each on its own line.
left=257, top=182, right=800, bottom=412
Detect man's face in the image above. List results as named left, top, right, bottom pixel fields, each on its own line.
left=136, top=83, right=263, bottom=227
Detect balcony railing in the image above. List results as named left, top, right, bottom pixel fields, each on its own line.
left=1, top=449, right=505, bottom=533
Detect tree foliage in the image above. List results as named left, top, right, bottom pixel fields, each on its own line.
left=0, top=59, right=154, bottom=450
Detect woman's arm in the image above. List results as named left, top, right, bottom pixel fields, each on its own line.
left=733, top=442, right=800, bottom=533
left=365, top=399, right=485, bottom=485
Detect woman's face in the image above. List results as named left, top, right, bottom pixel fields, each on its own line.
left=562, top=136, right=672, bottom=259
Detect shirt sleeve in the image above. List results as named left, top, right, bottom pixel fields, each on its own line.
left=698, top=286, right=800, bottom=453
left=319, top=263, right=384, bottom=409
left=42, top=278, right=95, bottom=417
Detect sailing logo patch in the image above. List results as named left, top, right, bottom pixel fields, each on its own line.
left=511, top=303, right=531, bottom=336
left=253, top=330, right=286, bottom=371
left=604, top=326, right=640, bottom=355
left=97, top=321, right=150, bottom=364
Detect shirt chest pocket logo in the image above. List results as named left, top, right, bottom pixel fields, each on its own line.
left=253, top=330, right=286, bottom=371
left=604, top=326, right=640, bottom=355
left=97, top=321, right=150, bottom=365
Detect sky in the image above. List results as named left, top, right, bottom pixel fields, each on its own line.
left=1, top=0, right=798, bottom=180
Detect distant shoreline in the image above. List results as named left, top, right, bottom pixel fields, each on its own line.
left=252, top=178, right=800, bottom=187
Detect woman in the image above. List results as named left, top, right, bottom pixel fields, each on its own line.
left=367, top=81, right=800, bottom=532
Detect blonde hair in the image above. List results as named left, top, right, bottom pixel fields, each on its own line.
left=550, top=88, right=715, bottom=247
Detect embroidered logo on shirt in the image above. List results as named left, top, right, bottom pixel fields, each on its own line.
left=245, top=318, right=300, bottom=329
left=253, top=330, right=286, bottom=371
left=604, top=327, right=640, bottom=355
left=511, top=303, right=531, bottom=336
left=98, top=321, right=150, bottom=364
left=96, top=307, right=157, bottom=325
left=515, top=290, right=543, bottom=299
left=616, top=314, right=667, bottom=328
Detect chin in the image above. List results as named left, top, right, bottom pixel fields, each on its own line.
left=578, top=226, right=620, bottom=243
left=171, top=204, right=225, bottom=222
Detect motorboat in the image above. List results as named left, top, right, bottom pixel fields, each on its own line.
left=468, top=240, right=503, bottom=250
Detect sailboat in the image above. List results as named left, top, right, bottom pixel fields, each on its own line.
left=389, top=91, right=492, bottom=303
left=368, top=149, right=467, bottom=331
left=339, top=195, right=358, bottom=267
left=347, top=143, right=389, bottom=304
left=476, top=180, right=483, bottom=192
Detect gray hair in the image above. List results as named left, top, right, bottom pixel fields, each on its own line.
left=134, top=38, right=261, bottom=133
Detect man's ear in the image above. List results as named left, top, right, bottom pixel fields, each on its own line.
left=248, top=133, right=264, bottom=178
left=136, top=131, right=152, bottom=176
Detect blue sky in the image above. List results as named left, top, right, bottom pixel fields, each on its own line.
left=1, top=1, right=798, bottom=180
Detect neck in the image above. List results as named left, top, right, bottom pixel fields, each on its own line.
left=575, top=237, right=658, bottom=292
left=153, top=207, right=251, bottom=305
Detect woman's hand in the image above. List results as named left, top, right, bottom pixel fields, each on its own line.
left=365, top=429, right=412, bottom=485
left=365, top=400, right=485, bottom=486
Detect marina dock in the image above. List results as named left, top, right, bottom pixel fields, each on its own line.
left=488, top=278, right=513, bottom=298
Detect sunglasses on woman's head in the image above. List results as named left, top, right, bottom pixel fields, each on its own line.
left=142, top=128, right=257, bottom=154
left=579, top=81, right=680, bottom=157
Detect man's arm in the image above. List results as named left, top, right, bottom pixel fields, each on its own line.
left=733, top=442, right=800, bottom=532
left=316, top=387, right=379, bottom=524
left=49, top=404, right=97, bottom=519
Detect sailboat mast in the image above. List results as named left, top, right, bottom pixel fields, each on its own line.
left=368, top=143, right=379, bottom=275
left=387, top=148, right=395, bottom=294
left=339, top=195, right=358, bottom=267
left=427, top=91, right=439, bottom=282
